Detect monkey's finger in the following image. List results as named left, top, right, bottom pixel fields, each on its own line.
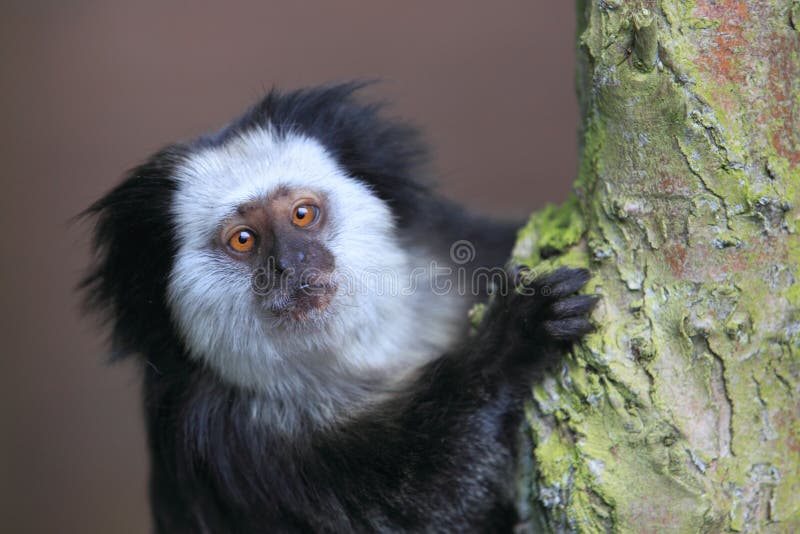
left=541, top=317, right=595, bottom=341
left=534, top=267, right=591, bottom=298
left=550, top=295, right=600, bottom=318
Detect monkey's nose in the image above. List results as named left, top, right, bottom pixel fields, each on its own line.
left=274, top=251, right=305, bottom=274
left=275, top=256, right=292, bottom=273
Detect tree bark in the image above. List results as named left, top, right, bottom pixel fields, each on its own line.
left=516, top=1, right=800, bottom=531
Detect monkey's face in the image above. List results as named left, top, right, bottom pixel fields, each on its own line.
left=219, top=187, right=337, bottom=321
left=166, top=129, right=412, bottom=388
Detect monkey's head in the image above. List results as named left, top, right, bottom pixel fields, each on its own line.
left=84, top=84, right=464, bottom=392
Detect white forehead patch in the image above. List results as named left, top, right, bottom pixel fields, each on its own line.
left=167, top=128, right=466, bottom=398
left=171, top=129, right=394, bottom=254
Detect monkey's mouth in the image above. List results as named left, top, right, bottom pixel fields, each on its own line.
left=257, top=279, right=337, bottom=321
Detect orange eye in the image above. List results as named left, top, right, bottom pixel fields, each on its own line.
left=228, top=228, right=256, bottom=253
left=292, top=204, right=320, bottom=228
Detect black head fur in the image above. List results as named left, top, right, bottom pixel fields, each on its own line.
left=203, top=81, right=432, bottom=226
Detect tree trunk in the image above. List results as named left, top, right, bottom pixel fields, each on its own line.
left=516, top=1, right=800, bottom=531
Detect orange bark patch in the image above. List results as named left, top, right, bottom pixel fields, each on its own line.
left=665, top=243, right=688, bottom=277
left=656, top=173, right=691, bottom=197
left=692, top=0, right=750, bottom=113
left=692, top=1, right=800, bottom=168
left=775, top=404, right=800, bottom=455
left=724, top=248, right=747, bottom=274
left=766, top=34, right=800, bottom=167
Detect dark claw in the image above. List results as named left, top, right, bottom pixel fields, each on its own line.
left=509, top=264, right=531, bottom=287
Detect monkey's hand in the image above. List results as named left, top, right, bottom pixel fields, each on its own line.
left=513, top=266, right=597, bottom=342
left=476, top=267, right=599, bottom=380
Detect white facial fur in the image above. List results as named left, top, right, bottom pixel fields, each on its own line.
left=167, top=128, right=467, bottom=406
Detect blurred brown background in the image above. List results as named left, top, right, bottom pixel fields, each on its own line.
left=0, top=2, right=577, bottom=532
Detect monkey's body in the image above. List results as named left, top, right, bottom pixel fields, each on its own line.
left=84, top=84, right=596, bottom=533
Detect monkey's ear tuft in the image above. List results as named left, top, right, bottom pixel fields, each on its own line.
left=79, top=145, right=188, bottom=359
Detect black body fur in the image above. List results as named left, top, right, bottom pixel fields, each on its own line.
left=83, top=83, right=596, bottom=533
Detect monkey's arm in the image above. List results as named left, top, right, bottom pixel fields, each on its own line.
left=315, top=268, right=597, bottom=532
